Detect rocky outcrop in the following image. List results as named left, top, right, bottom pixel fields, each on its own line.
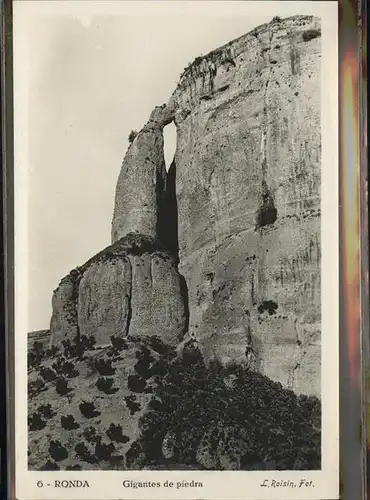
left=111, top=105, right=175, bottom=244
left=48, top=15, right=321, bottom=397
left=50, top=234, right=187, bottom=348
left=168, top=15, right=321, bottom=396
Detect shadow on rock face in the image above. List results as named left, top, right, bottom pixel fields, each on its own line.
left=255, top=181, right=278, bottom=229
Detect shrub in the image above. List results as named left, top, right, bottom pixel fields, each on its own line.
left=125, top=440, right=145, bottom=469
left=302, top=29, right=321, bottom=42
left=61, top=415, right=80, bottom=430
left=127, top=374, right=147, bottom=393
left=37, top=404, right=56, bottom=420
left=75, top=442, right=98, bottom=464
left=79, top=401, right=100, bottom=419
left=96, top=377, right=119, bottom=394
left=83, top=426, right=99, bottom=444
left=28, top=342, right=45, bottom=368
left=40, top=460, right=60, bottom=471
left=28, top=378, right=46, bottom=397
left=110, top=335, right=128, bottom=351
left=80, top=335, right=96, bottom=351
left=147, top=336, right=175, bottom=357
left=272, top=16, right=282, bottom=22
left=45, top=345, right=59, bottom=358
left=52, top=358, right=79, bottom=378
left=128, top=130, right=138, bottom=143
left=106, top=423, right=130, bottom=443
left=135, top=346, right=155, bottom=375
left=39, top=366, right=57, bottom=382
left=258, top=300, right=278, bottom=316
left=48, top=440, right=68, bottom=462
left=91, top=358, right=116, bottom=376
left=134, top=342, right=321, bottom=470
left=28, top=413, right=46, bottom=431
left=125, top=394, right=141, bottom=415
left=95, top=441, right=115, bottom=461
left=62, top=339, right=81, bottom=359
left=55, top=377, right=71, bottom=396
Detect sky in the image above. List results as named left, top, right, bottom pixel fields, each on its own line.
left=14, top=1, right=321, bottom=331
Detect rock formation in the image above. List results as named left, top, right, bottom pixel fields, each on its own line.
left=169, top=15, right=322, bottom=396
left=49, top=14, right=321, bottom=395
left=50, top=235, right=187, bottom=348
left=111, top=105, right=174, bottom=244
left=110, top=14, right=321, bottom=396
left=28, top=15, right=323, bottom=472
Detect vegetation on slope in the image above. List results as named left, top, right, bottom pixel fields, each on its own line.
left=28, top=336, right=320, bottom=471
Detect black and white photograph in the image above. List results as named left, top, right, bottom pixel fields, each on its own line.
left=14, top=1, right=339, bottom=498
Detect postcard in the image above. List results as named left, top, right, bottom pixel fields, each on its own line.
left=13, top=1, right=339, bottom=498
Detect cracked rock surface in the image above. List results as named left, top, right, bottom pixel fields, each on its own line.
left=170, top=15, right=321, bottom=396
left=50, top=234, right=187, bottom=347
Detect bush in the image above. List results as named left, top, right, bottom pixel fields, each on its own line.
left=127, top=374, right=147, bottom=393
left=96, top=377, right=119, bottom=394
left=61, top=415, right=80, bottom=430
left=134, top=342, right=321, bottom=470
left=128, top=130, right=138, bottom=143
left=79, top=401, right=100, bottom=419
left=272, top=16, right=282, bottom=22
left=61, top=335, right=95, bottom=358
left=28, top=378, right=46, bottom=397
left=106, top=423, right=130, bottom=444
left=81, top=335, right=96, bottom=351
left=45, top=345, right=59, bottom=358
left=75, top=442, right=98, bottom=464
left=110, top=335, right=128, bottom=351
left=28, top=341, right=45, bottom=368
left=37, top=404, right=56, bottom=420
left=83, top=426, right=99, bottom=444
left=40, top=460, right=60, bottom=471
left=55, top=377, right=71, bottom=396
left=90, top=358, right=116, bottom=376
left=95, top=441, right=115, bottom=461
left=125, top=394, right=141, bottom=415
left=48, top=440, right=68, bottom=462
left=134, top=346, right=155, bottom=379
left=62, top=339, right=81, bottom=359
left=39, top=366, right=57, bottom=382
left=125, top=440, right=145, bottom=469
left=302, top=29, right=321, bottom=42
left=146, top=336, right=175, bottom=357
left=52, top=358, right=79, bottom=378
left=28, top=413, right=46, bottom=431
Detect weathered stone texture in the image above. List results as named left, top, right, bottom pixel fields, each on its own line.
left=78, top=259, right=132, bottom=346
left=50, top=273, right=79, bottom=346
left=48, top=15, right=321, bottom=397
left=111, top=104, right=176, bottom=245
left=170, top=15, right=321, bottom=396
left=50, top=235, right=187, bottom=348
left=111, top=126, right=165, bottom=243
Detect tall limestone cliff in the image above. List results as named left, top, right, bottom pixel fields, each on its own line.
left=168, top=15, right=322, bottom=396
left=48, top=14, right=321, bottom=396
left=111, top=14, right=321, bottom=396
